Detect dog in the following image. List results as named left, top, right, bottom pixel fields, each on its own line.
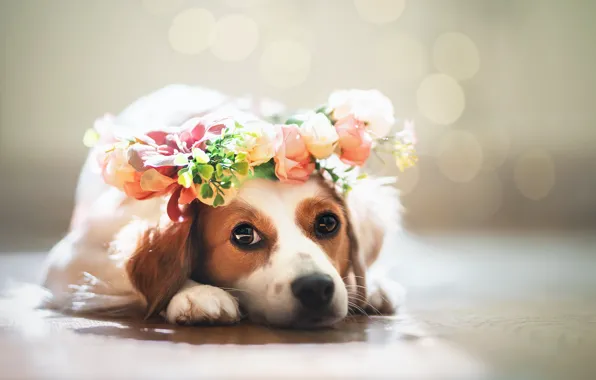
left=40, top=85, right=404, bottom=328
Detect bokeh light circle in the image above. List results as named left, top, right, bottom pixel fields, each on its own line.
left=168, top=8, right=216, bottom=55
left=437, top=130, right=483, bottom=182
left=433, top=32, right=480, bottom=80
left=375, top=33, right=428, bottom=81
left=259, top=40, right=311, bottom=89
left=353, top=0, right=406, bottom=24
left=513, top=149, right=556, bottom=200
left=210, top=14, right=259, bottom=62
left=417, top=74, right=466, bottom=125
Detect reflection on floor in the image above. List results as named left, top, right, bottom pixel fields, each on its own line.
left=1, top=231, right=595, bottom=379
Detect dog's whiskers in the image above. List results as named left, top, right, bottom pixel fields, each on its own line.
left=348, top=293, right=383, bottom=316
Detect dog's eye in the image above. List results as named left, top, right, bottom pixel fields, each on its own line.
left=314, top=213, right=340, bottom=238
left=231, top=223, right=262, bottom=247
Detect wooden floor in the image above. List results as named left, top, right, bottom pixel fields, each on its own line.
left=1, top=231, right=595, bottom=379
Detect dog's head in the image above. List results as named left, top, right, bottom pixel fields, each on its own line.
left=126, top=176, right=398, bottom=328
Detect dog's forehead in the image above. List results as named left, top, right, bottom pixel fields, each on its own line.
left=237, top=178, right=326, bottom=217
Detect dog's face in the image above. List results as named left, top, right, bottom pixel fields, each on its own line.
left=126, top=175, right=396, bottom=329
left=197, top=178, right=352, bottom=327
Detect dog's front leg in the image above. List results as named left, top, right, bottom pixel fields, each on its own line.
left=164, top=280, right=241, bottom=325
left=364, top=274, right=406, bottom=315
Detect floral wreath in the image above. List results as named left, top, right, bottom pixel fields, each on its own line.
left=84, top=89, right=418, bottom=222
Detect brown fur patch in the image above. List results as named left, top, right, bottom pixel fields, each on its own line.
left=295, top=192, right=352, bottom=277
left=195, top=201, right=277, bottom=287
left=125, top=210, right=197, bottom=318
left=311, top=176, right=365, bottom=305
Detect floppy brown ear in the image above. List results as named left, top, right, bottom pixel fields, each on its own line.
left=125, top=206, right=199, bottom=318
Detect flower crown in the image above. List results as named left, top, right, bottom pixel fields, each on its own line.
left=85, top=89, right=418, bottom=221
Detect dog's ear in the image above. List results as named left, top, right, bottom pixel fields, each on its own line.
left=344, top=177, right=402, bottom=304
left=125, top=204, right=200, bottom=318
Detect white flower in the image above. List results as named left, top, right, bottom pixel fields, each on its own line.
left=236, top=120, right=277, bottom=166
left=397, top=119, right=417, bottom=145
left=299, top=112, right=339, bottom=159
left=328, top=89, right=395, bottom=138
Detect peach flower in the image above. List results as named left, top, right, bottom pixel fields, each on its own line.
left=98, top=142, right=177, bottom=200
left=299, top=112, right=339, bottom=159
left=274, top=124, right=315, bottom=183
left=335, top=115, right=373, bottom=166
left=234, top=120, right=277, bottom=166
left=97, top=143, right=136, bottom=190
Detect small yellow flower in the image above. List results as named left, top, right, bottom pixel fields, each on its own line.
left=394, top=142, right=418, bottom=172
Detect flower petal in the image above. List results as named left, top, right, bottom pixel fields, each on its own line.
left=143, top=154, right=179, bottom=168
left=127, top=144, right=156, bottom=171
left=179, top=185, right=198, bottom=205
left=140, top=168, right=176, bottom=191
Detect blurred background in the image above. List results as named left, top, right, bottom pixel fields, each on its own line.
left=1, top=0, right=595, bottom=251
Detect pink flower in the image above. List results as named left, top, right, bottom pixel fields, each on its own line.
left=126, top=116, right=229, bottom=171
left=274, top=124, right=315, bottom=183
left=328, top=89, right=395, bottom=138
left=335, top=116, right=373, bottom=166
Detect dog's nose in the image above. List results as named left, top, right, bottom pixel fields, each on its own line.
left=291, top=274, right=335, bottom=310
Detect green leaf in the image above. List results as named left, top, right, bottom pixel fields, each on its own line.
left=231, top=176, right=242, bottom=188
left=314, top=105, right=329, bottom=114
left=325, top=168, right=339, bottom=182
left=213, top=194, right=225, bottom=207
left=200, top=183, right=214, bottom=199
left=177, top=170, right=193, bottom=188
left=197, top=164, right=215, bottom=180
left=214, top=164, right=224, bottom=180
left=220, top=181, right=232, bottom=189
left=192, top=148, right=210, bottom=164
left=284, top=117, right=304, bottom=126
left=235, top=152, right=247, bottom=163
left=232, top=161, right=249, bottom=176
left=344, top=166, right=355, bottom=173
left=252, top=160, right=277, bottom=179
left=82, top=128, right=100, bottom=148
left=356, top=173, right=368, bottom=180
left=174, top=154, right=189, bottom=166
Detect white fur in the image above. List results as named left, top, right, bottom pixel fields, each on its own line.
left=232, top=179, right=349, bottom=326
left=40, top=85, right=404, bottom=325
left=165, top=280, right=240, bottom=325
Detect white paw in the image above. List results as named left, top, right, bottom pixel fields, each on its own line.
left=366, top=278, right=406, bottom=315
left=165, top=285, right=240, bottom=325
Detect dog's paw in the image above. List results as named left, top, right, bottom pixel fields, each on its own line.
left=365, top=278, right=406, bottom=315
left=165, top=285, right=240, bottom=325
